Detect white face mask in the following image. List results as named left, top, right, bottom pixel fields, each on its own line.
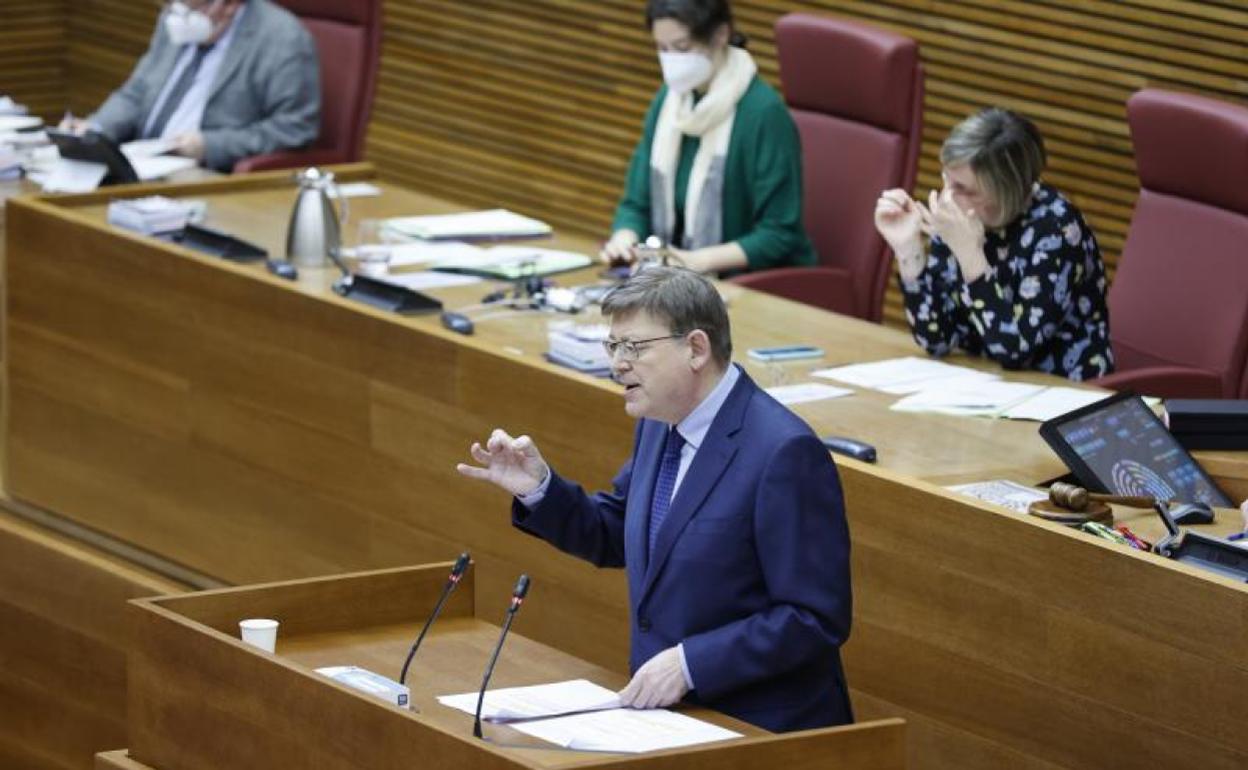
left=165, top=2, right=215, bottom=46
left=658, top=50, right=713, bottom=95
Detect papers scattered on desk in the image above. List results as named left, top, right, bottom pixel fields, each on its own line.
left=0, top=114, right=41, bottom=133
left=0, top=96, right=30, bottom=116
left=108, top=196, right=195, bottom=234
left=813, top=356, right=998, bottom=395
left=0, top=147, right=18, bottom=180
left=437, top=679, right=621, bottom=722
left=891, top=381, right=1045, bottom=417
left=510, top=707, right=743, bottom=754
left=42, top=158, right=107, bottom=193
left=384, top=208, right=552, bottom=241
left=437, top=679, right=742, bottom=754
left=372, top=270, right=481, bottom=291
left=996, top=386, right=1110, bottom=421
left=892, top=381, right=1114, bottom=421
left=946, top=480, right=1047, bottom=513
left=766, top=382, right=854, bottom=406
left=432, top=245, right=592, bottom=280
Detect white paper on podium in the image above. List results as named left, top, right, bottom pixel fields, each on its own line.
left=510, top=708, right=743, bottom=754
left=437, top=679, right=621, bottom=722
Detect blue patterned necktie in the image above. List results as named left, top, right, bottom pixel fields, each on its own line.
left=648, top=428, right=686, bottom=557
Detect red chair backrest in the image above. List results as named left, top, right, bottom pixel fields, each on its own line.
left=1111, top=89, right=1248, bottom=397
left=274, top=0, right=382, bottom=162
left=775, top=13, right=923, bottom=321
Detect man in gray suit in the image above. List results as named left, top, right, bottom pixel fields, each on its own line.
left=72, top=0, right=320, bottom=171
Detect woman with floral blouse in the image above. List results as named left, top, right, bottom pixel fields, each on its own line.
left=873, top=108, right=1113, bottom=381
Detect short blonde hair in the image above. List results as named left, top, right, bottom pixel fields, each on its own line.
left=941, top=108, right=1047, bottom=225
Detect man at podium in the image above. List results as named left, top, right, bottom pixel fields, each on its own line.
left=458, top=267, right=853, bottom=732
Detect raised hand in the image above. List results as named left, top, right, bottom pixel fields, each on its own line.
left=456, top=428, right=550, bottom=497
left=874, top=189, right=924, bottom=256
left=923, top=188, right=988, bottom=282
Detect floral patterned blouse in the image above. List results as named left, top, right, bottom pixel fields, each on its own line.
left=900, top=183, right=1114, bottom=381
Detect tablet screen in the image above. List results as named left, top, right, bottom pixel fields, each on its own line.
left=1043, top=394, right=1231, bottom=507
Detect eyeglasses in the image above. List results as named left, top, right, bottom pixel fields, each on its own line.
left=602, top=334, right=685, bottom=362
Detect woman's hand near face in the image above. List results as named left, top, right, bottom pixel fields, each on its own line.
left=875, top=189, right=925, bottom=280
left=923, top=188, right=989, bottom=282
left=600, top=229, right=640, bottom=264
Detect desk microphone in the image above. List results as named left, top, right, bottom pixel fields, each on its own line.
left=398, top=552, right=470, bottom=686
left=473, top=574, right=531, bottom=739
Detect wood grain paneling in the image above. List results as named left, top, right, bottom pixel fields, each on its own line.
left=17, top=1, right=1248, bottom=325
left=0, top=1, right=66, bottom=121
left=0, top=510, right=184, bottom=770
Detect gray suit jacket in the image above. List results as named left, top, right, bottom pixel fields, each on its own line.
left=91, top=0, right=320, bottom=171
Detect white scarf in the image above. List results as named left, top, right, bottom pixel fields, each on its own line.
left=649, top=46, right=757, bottom=250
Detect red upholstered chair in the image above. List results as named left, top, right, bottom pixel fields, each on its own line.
left=730, top=14, right=923, bottom=322
left=233, top=0, right=382, bottom=173
left=1090, top=89, right=1248, bottom=399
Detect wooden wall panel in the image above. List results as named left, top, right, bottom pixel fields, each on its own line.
left=0, top=511, right=184, bottom=770
left=31, top=1, right=1248, bottom=326
left=0, top=0, right=66, bottom=121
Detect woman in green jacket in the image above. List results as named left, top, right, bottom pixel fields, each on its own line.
left=601, top=0, right=815, bottom=275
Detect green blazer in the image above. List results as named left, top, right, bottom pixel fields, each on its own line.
left=612, top=76, right=816, bottom=270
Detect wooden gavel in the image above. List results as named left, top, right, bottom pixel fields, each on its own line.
left=1049, top=482, right=1155, bottom=512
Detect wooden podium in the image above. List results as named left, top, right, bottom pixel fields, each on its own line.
left=98, top=561, right=905, bottom=770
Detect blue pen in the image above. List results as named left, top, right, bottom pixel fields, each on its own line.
left=1229, top=532, right=1247, bottom=542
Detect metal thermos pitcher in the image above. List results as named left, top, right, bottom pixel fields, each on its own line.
left=286, top=167, right=347, bottom=267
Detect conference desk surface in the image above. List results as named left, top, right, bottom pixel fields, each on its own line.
left=6, top=168, right=1247, bottom=770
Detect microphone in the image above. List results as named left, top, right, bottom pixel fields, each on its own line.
left=473, top=574, right=531, bottom=739
left=398, top=552, right=470, bottom=686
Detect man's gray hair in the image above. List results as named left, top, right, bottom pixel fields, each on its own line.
left=601, top=266, right=732, bottom=365
left=941, top=107, right=1047, bottom=225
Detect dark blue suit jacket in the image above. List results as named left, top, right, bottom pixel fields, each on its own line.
left=513, top=369, right=852, bottom=732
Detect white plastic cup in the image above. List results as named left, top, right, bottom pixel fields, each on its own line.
left=239, top=618, right=279, bottom=653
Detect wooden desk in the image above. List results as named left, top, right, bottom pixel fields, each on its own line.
left=115, top=562, right=905, bottom=769
left=5, top=168, right=1246, bottom=769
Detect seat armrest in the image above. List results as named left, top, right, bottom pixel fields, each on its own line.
left=1090, top=366, right=1226, bottom=399
left=233, top=149, right=348, bottom=174
left=730, top=267, right=859, bottom=317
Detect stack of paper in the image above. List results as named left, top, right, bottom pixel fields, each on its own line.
left=548, top=324, right=612, bottom=375
left=431, top=245, right=592, bottom=280
left=107, top=196, right=195, bottom=234
left=383, top=209, right=552, bottom=241
left=437, top=679, right=743, bottom=754
left=0, top=96, right=29, bottom=116
left=813, top=356, right=999, bottom=395
left=946, top=480, right=1047, bottom=513
left=0, top=147, right=19, bottom=180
